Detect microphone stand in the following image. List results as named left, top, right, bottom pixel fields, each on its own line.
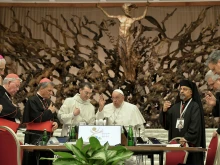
left=23, top=131, right=46, bottom=145
left=136, top=126, right=145, bottom=144
left=22, top=131, right=50, bottom=165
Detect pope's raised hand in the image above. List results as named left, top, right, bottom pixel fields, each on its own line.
left=99, top=94, right=106, bottom=112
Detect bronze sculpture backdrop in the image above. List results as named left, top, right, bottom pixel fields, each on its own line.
left=0, top=5, right=219, bottom=128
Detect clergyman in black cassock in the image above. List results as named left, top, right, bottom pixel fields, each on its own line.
left=159, top=80, right=206, bottom=165
left=22, top=78, right=59, bottom=165
left=0, top=73, right=22, bottom=132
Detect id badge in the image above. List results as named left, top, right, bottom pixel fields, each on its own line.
left=176, top=118, right=184, bottom=131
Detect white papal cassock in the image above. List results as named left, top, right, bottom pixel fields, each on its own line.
left=96, top=101, right=146, bottom=131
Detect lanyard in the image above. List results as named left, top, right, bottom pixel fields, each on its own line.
left=180, top=98, right=192, bottom=118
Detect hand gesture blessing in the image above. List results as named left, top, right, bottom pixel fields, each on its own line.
left=99, top=94, right=106, bottom=112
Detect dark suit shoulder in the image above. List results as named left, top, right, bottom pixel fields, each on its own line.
left=0, top=86, right=6, bottom=97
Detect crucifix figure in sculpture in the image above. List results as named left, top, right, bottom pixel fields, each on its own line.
left=97, top=3, right=149, bottom=81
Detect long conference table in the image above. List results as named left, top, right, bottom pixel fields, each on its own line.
left=21, top=144, right=206, bottom=165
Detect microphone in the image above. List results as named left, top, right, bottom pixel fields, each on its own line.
left=22, top=131, right=49, bottom=145
left=138, top=127, right=141, bottom=137
left=135, top=126, right=146, bottom=144
left=122, top=125, right=128, bottom=138
left=22, top=131, right=42, bottom=136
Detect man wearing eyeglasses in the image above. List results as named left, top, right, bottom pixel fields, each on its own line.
left=204, top=70, right=220, bottom=138
left=97, top=89, right=145, bottom=129
left=58, top=82, right=95, bottom=136
left=206, top=50, right=220, bottom=76
left=159, top=80, right=206, bottom=165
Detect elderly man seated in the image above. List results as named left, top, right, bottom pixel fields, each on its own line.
left=96, top=89, right=146, bottom=133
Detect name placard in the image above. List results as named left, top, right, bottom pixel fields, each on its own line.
left=78, top=125, right=121, bottom=146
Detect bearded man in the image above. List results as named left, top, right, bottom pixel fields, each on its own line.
left=159, top=80, right=206, bottom=165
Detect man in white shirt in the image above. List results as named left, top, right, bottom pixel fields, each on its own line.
left=96, top=89, right=146, bottom=131
left=58, top=82, right=95, bottom=136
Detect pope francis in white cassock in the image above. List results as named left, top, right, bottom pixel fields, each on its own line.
left=96, top=89, right=146, bottom=131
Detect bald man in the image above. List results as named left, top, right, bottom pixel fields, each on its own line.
left=96, top=89, right=145, bottom=129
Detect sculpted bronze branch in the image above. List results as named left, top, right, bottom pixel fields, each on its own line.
left=0, top=5, right=219, bottom=127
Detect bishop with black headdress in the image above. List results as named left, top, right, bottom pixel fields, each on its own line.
left=159, top=79, right=206, bottom=165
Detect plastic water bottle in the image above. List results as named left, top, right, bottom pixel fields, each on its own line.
left=42, top=129, right=48, bottom=145
left=69, top=126, right=76, bottom=142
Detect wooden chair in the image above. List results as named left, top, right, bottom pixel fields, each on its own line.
left=0, top=125, right=23, bottom=165
left=164, top=137, right=189, bottom=165
left=205, top=134, right=220, bottom=165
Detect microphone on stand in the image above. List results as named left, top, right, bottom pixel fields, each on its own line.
left=22, top=131, right=49, bottom=145
left=122, top=125, right=128, bottom=138
left=138, top=127, right=141, bottom=137
left=135, top=126, right=145, bottom=144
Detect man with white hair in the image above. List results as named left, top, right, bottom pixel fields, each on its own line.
left=0, top=73, right=22, bottom=132
left=205, top=70, right=220, bottom=90
left=204, top=70, right=220, bottom=137
left=97, top=89, right=146, bottom=129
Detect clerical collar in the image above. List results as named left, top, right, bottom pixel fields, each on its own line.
left=5, top=91, right=12, bottom=101
left=3, top=86, right=12, bottom=101
left=3, top=86, right=11, bottom=98
left=36, top=92, right=45, bottom=100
